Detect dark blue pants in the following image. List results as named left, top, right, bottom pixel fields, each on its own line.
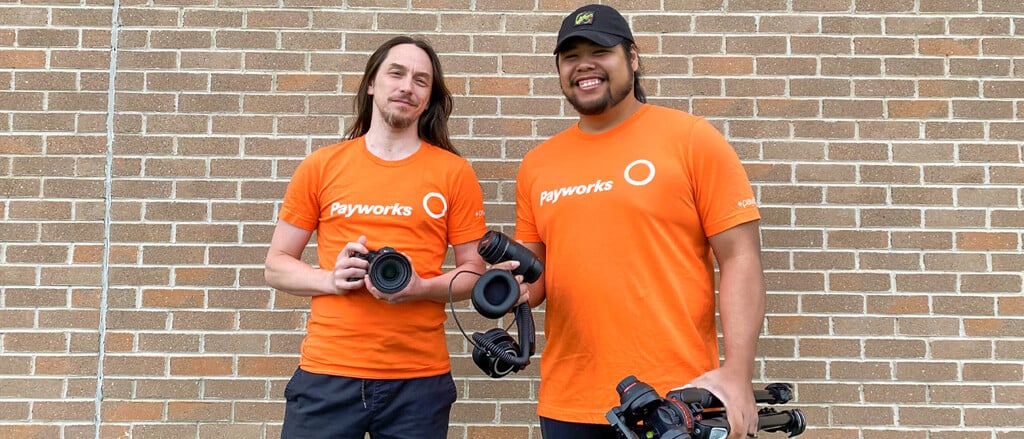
left=540, top=416, right=618, bottom=439
left=281, top=368, right=457, bottom=439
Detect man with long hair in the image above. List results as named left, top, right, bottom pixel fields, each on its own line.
left=511, top=5, right=767, bottom=439
left=265, top=36, right=487, bottom=439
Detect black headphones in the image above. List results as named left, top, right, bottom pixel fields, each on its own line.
left=449, top=231, right=541, bottom=378
left=470, top=278, right=535, bottom=377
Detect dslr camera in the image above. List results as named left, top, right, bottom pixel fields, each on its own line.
left=606, top=375, right=806, bottom=439
left=348, top=247, right=412, bottom=294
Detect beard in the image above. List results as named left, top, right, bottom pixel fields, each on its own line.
left=374, top=93, right=420, bottom=130
left=382, top=108, right=416, bottom=130
left=564, top=70, right=634, bottom=116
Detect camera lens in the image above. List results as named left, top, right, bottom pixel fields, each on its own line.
left=367, top=248, right=412, bottom=294
left=378, top=256, right=401, bottom=280
left=477, top=230, right=543, bottom=284
left=477, top=230, right=505, bottom=262
left=380, top=261, right=400, bottom=280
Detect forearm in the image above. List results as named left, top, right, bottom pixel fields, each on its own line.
left=417, top=260, right=486, bottom=303
left=526, top=278, right=546, bottom=308
left=265, top=254, right=335, bottom=297
left=716, top=255, right=766, bottom=379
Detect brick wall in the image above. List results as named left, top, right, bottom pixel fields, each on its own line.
left=1, top=1, right=1022, bottom=438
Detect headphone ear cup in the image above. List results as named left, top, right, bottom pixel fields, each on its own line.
left=472, top=328, right=520, bottom=378
left=472, top=269, right=519, bottom=319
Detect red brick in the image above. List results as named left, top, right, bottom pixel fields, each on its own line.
left=169, top=401, right=233, bottom=421
left=169, top=356, right=234, bottom=376
left=101, top=401, right=163, bottom=422
left=237, top=356, right=297, bottom=376
left=0, top=50, right=46, bottom=68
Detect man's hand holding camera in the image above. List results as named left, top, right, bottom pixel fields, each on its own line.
left=688, top=366, right=760, bottom=439
left=334, top=235, right=423, bottom=304
left=333, top=236, right=371, bottom=294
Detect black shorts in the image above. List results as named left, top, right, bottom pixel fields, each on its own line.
left=281, top=368, right=457, bottom=439
left=540, top=416, right=618, bottom=439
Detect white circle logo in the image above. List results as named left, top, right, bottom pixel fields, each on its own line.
left=422, top=192, right=447, bottom=219
left=623, top=160, right=655, bottom=186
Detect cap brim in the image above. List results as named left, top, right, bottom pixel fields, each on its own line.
left=554, top=30, right=625, bottom=54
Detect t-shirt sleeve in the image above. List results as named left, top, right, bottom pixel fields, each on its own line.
left=446, top=159, right=487, bottom=246
left=278, top=154, right=321, bottom=232
left=513, top=154, right=541, bottom=243
left=688, top=118, right=761, bottom=237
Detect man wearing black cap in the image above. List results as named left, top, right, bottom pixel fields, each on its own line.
left=509, top=4, right=767, bottom=438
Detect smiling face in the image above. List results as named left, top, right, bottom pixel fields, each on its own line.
left=556, top=39, right=639, bottom=116
left=367, top=43, right=434, bottom=130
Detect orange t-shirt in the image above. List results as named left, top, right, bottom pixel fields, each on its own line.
left=515, top=104, right=761, bottom=423
left=279, top=137, right=486, bottom=379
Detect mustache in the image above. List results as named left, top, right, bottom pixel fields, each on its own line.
left=389, top=91, right=417, bottom=104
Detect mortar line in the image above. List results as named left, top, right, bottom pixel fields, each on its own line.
left=95, top=2, right=120, bottom=437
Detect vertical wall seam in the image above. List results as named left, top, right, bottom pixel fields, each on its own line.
left=96, top=2, right=120, bottom=437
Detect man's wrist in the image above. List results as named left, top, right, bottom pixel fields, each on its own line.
left=719, top=361, right=754, bottom=381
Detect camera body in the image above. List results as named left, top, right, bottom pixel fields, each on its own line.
left=606, top=375, right=806, bottom=439
left=469, top=230, right=540, bottom=378
left=348, top=247, right=412, bottom=294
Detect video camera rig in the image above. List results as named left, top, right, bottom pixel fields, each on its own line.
left=606, top=375, right=806, bottom=439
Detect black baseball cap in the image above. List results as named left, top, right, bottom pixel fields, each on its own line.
left=554, top=4, right=635, bottom=54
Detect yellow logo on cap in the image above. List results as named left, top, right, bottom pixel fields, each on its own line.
left=575, top=11, right=594, bottom=26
